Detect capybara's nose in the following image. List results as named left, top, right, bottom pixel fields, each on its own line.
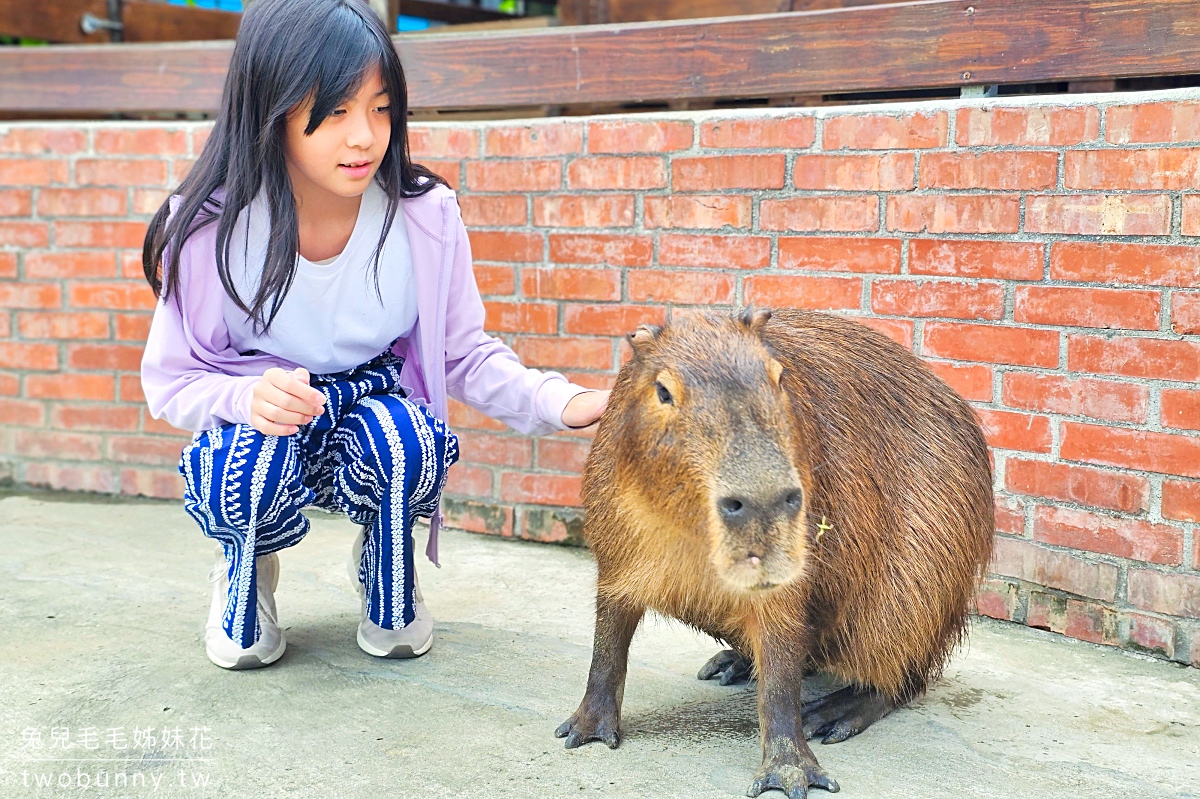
left=718, top=489, right=803, bottom=526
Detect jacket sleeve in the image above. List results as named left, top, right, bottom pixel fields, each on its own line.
left=139, top=201, right=262, bottom=433
left=441, top=206, right=591, bottom=437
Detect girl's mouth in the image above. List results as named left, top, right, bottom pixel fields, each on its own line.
left=339, top=161, right=372, bottom=178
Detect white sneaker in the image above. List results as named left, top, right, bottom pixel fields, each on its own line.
left=204, top=545, right=286, bottom=670
left=349, top=525, right=433, bottom=658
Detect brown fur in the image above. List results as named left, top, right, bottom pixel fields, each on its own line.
left=561, top=307, right=994, bottom=792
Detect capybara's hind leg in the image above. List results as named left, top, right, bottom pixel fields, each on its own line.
left=801, top=685, right=896, bottom=744
left=698, top=648, right=753, bottom=685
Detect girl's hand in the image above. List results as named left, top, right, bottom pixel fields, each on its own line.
left=250, top=367, right=326, bottom=437
left=561, top=390, right=610, bottom=429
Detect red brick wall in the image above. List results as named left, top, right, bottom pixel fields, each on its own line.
left=1, top=92, right=1198, bottom=667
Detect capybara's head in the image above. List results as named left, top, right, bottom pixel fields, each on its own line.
left=604, top=308, right=810, bottom=594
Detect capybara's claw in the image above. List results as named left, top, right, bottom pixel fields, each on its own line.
left=801, top=685, right=894, bottom=744
left=555, top=713, right=621, bottom=750
left=747, top=762, right=840, bottom=798
left=698, top=648, right=753, bottom=685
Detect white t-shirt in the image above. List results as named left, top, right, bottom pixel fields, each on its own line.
left=221, top=179, right=418, bottom=374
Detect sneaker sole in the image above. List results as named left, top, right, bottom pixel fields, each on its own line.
left=206, top=637, right=286, bottom=670
left=356, top=627, right=432, bottom=659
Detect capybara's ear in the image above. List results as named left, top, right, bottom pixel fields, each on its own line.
left=738, top=305, right=773, bottom=335
left=628, top=324, right=662, bottom=358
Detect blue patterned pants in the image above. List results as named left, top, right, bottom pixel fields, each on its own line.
left=179, top=350, right=459, bottom=649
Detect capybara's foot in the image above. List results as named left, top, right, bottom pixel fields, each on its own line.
left=801, top=685, right=895, bottom=744
left=747, top=758, right=840, bottom=798
left=555, top=702, right=621, bottom=749
left=697, top=648, right=753, bottom=685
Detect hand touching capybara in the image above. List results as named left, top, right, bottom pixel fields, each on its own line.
left=556, top=308, right=994, bottom=798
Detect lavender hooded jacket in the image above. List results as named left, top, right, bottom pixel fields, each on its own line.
left=140, top=182, right=589, bottom=563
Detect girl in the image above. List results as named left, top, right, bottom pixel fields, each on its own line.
left=140, top=0, right=607, bottom=670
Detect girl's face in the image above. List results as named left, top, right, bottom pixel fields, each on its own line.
left=283, top=65, right=392, bottom=204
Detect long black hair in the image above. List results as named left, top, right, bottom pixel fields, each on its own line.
left=142, top=0, right=447, bottom=334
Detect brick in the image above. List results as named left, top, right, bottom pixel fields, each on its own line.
left=658, top=233, right=770, bottom=270
left=744, top=275, right=861, bottom=310
left=0, top=371, right=16, bottom=395
left=1173, top=293, right=1200, bottom=334
left=458, top=195, right=527, bottom=227
left=956, top=106, right=1099, bottom=147
left=1051, top=242, right=1200, bottom=289
left=1013, top=286, right=1160, bottom=331
left=548, top=233, right=653, bottom=266
left=68, top=281, right=156, bottom=311
left=989, top=536, right=1118, bottom=601
left=1067, top=335, right=1200, bottom=382
left=871, top=280, right=1004, bottom=320
left=14, top=429, right=102, bottom=460
left=119, top=467, right=185, bottom=499
left=1061, top=422, right=1200, bottom=478
left=886, top=195, right=1019, bottom=234
left=994, top=496, right=1025, bottom=534
left=537, top=438, right=590, bottom=473
left=1126, top=613, right=1175, bottom=658
left=1128, top=570, right=1200, bottom=619
left=822, top=111, right=946, bottom=150
left=563, top=304, right=666, bottom=336
left=1005, top=458, right=1149, bottom=513
left=23, top=462, right=119, bottom=494
left=521, top=267, right=621, bottom=301
left=1063, top=600, right=1120, bottom=647
left=133, top=188, right=172, bottom=216
left=0, top=282, right=61, bottom=309
left=119, top=374, right=145, bottom=403
left=1025, top=591, right=1067, bottom=632
left=923, top=322, right=1059, bottom=367
left=1064, top=148, right=1200, bottom=190
left=52, top=404, right=140, bottom=432
left=24, top=373, right=114, bottom=400
left=108, top=435, right=187, bottom=465
left=672, top=154, right=786, bottom=191
left=1185, top=194, right=1200, bottom=236
left=455, top=430, right=532, bottom=468
left=1161, top=389, right=1200, bottom=432
left=513, top=336, right=612, bottom=370
left=1162, top=480, right=1200, bottom=523
left=407, top=127, right=479, bottom=159
left=533, top=195, right=634, bottom=228
left=699, top=116, right=815, bottom=149
left=141, top=413, right=191, bottom=437
left=0, top=189, right=31, bottom=216
left=1026, top=194, right=1171, bottom=236
left=1001, top=372, right=1147, bottom=424
left=448, top=398, right=507, bottom=432
left=644, top=195, right=751, bottom=230
left=975, top=408, right=1052, bottom=453
left=792, top=153, right=914, bottom=190
left=17, top=311, right=109, bottom=340
left=910, top=239, right=1043, bottom=280
left=760, top=196, right=878, bottom=233
left=500, top=472, right=582, bottom=506
left=522, top=507, right=586, bottom=545
left=778, top=237, right=901, bottom=274
left=589, top=119, right=693, bottom=153
left=114, top=313, right=151, bottom=341
left=467, top=230, right=543, bottom=263
left=924, top=360, right=993, bottom=402
left=67, top=343, right=143, bottom=372
left=440, top=497, right=513, bottom=537
left=483, top=301, right=557, bottom=334
left=0, top=158, right=68, bottom=185
left=473, top=265, right=515, bottom=296
left=95, top=128, right=188, bottom=155
left=1106, top=101, right=1200, bottom=144
left=0, top=397, right=45, bottom=425
left=465, top=159, right=561, bottom=192
left=628, top=270, right=735, bottom=305
left=0, top=251, right=14, bottom=279
left=974, top=578, right=1018, bottom=620
left=421, top=160, right=460, bottom=190
left=75, top=159, right=167, bottom=187
left=0, top=127, right=87, bottom=154
left=1033, top=506, right=1182, bottom=565
left=850, top=316, right=914, bottom=350
left=567, top=156, right=666, bottom=190
left=0, top=221, right=49, bottom=247
left=0, top=342, right=58, bottom=370
left=484, top=122, right=583, bottom=157
left=919, top=152, right=1057, bottom=190
left=25, top=251, right=118, bottom=280
left=55, top=220, right=147, bottom=248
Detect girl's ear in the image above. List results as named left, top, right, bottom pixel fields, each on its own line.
left=627, top=324, right=662, bottom=359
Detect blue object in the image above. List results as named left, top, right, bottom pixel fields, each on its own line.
left=164, top=0, right=436, bottom=30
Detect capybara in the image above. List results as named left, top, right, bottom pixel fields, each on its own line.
left=556, top=307, right=994, bottom=798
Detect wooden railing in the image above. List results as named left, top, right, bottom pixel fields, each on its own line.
left=3, top=0, right=1199, bottom=115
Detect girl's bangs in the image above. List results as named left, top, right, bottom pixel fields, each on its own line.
left=302, top=10, right=396, bottom=135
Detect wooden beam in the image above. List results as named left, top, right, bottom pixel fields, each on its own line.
left=0, top=0, right=109, bottom=44
left=3, top=0, right=1200, bottom=114
left=123, top=1, right=241, bottom=42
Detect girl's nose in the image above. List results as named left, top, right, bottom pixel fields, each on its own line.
left=345, top=112, right=376, bottom=150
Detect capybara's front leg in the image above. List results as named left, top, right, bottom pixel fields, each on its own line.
left=747, top=629, right=840, bottom=798
left=556, top=593, right=644, bottom=749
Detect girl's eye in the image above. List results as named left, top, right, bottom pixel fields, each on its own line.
left=330, top=109, right=347, bottom=117
left=376, top=106, right=391, bottom=113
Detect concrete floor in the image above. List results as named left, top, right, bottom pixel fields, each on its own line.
left=0, top=491, right=1197, bottom=799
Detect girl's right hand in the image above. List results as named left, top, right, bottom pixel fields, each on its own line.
left=250, top=367, right=326, bottom=437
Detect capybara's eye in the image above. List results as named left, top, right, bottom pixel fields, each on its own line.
left=655, top=382, right=673, bottom=405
